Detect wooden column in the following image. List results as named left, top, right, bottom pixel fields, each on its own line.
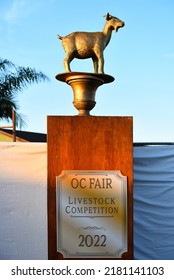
left=47, top=116, right=133, bottom=259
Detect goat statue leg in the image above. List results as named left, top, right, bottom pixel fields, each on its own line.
left=98, top=54, right=104, bottom=74
left=94, top=50, right=104, bottom=74
left=64, top=52, right=74, bottom=72
left=92, top=56, right=99, bottom=73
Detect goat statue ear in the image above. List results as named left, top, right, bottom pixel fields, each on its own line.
left=104, top=13, right=110, bottom=20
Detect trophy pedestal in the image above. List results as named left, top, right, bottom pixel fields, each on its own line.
left=56, top=72, right=114, bottom=116
left=47, top=115, right=133, bottom=260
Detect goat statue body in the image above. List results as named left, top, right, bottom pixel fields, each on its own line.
left=58, top=13, right=124, bottom=74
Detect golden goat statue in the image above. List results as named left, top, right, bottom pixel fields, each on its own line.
left=57, top=13, right=124, bottom=74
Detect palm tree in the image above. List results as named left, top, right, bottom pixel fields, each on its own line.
left=0, top=58, right=49, bottom=127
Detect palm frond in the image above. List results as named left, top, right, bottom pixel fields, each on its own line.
left=0, top=57, right=50, bottom=128
left=0, top=96, right=18, bottom=119
left=15, top=112, right=28, bottom=129
left=0, top=58, right=15, bottom=72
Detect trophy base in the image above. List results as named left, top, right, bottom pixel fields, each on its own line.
left=56, top=72, right=114, bottom=116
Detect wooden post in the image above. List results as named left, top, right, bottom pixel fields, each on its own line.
left=47, top=116, right=133, bottom=260
left=12, top=110, right=16, bottom=142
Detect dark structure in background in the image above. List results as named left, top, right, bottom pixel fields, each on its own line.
left=0, top=128, right=46, bottom=142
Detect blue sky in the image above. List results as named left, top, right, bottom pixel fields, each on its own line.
left=0, top=0, right=174, bottom=142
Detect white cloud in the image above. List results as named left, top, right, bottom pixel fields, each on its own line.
left=165, top=53, right=174, bottom=59
left=3, top=0, right=57, bottom=24
left=4, top=0, right=27, bottom=22
left=4, top=0, right=47, bottom=23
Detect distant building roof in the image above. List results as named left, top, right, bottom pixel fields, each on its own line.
left=0, top=128, right=46, bottom=142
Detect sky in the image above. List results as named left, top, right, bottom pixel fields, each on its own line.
left=0, top=0, right=174, bottom=142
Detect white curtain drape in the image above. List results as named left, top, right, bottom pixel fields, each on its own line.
left=0, top=143, right=47, bottom=260
left=134, top=145, right=174, bottom=260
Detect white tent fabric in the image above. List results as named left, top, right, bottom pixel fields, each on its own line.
left=0, top=143, right=174, bottom=259
left=0, top=143, right=47, bottom=260
left=134, top=145, right=174, bottom=260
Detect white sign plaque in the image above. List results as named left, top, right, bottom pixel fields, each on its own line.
left=56, top=170, right=127, bottom=258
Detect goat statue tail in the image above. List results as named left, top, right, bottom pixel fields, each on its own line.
left=57, top=34, right=63, bottom=40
